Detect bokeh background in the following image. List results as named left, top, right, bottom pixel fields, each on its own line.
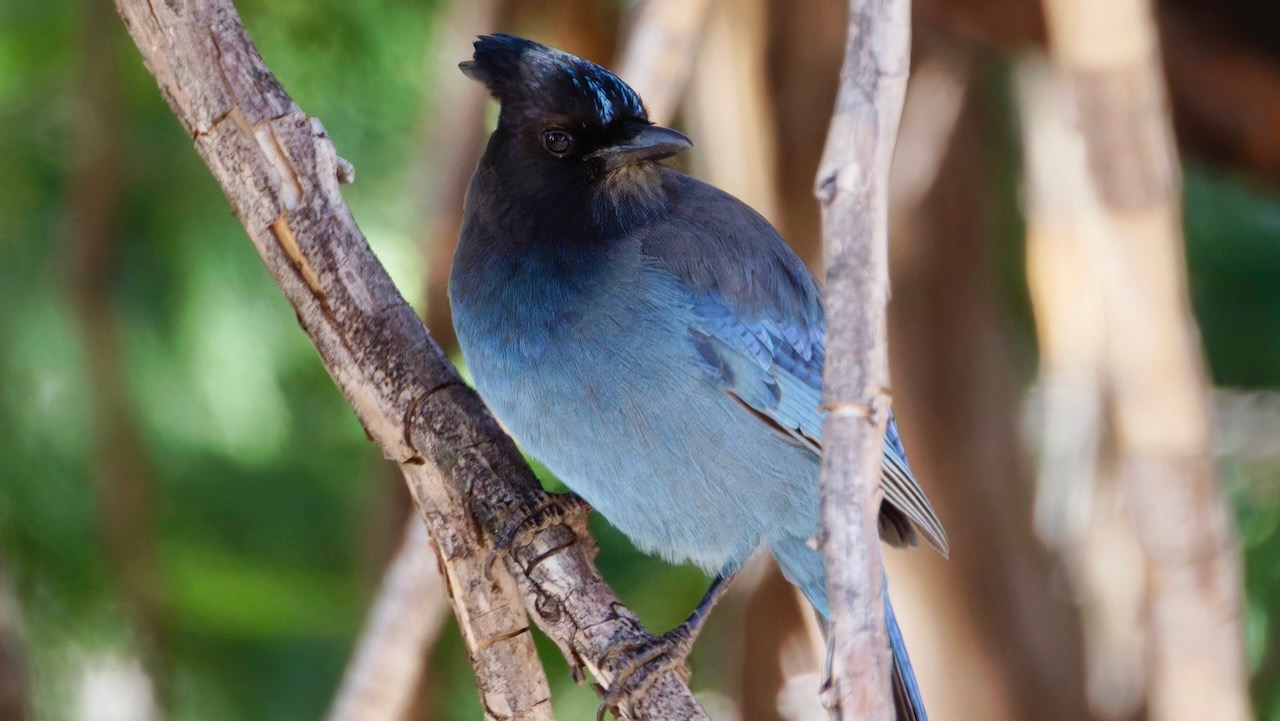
left=2, top=0, right=1279, bottom=719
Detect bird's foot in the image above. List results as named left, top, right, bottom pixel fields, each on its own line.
left=592, top=570, right=737, bottom=718
left=485, top=491, right=592, bottom=579
left=594, top=624, right=696, bottom=721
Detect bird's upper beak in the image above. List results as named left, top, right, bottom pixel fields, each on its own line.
left=588, top=124, right=693, bottom=170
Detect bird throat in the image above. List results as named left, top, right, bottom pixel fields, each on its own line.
left=591, top=162, right=666, bottom=232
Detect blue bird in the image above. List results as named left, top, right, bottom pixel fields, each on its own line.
left=450, top=34, right=947, bottom=720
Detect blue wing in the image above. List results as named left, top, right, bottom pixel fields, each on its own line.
left=640, top=168, right=947, bottom=555
left=687, top=292, right=949, bottom=556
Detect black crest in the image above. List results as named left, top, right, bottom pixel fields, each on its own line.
left=460, top=34, right=647, bottom=125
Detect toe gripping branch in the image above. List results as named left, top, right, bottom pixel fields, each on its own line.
left=484, top=491, right=594, bottom=581
left=593, top=571, right=738, bottom=720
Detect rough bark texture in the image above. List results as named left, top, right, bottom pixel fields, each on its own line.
left=816, top=0, right=911, bottom=718
left=1034, top=0, right=1252, bottom=719
left=112, top=1, right=707, bottom=718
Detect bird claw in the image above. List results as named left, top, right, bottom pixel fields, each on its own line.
left=484, top=492, right=592, bottom=579
left=594, top=626, right=695, bottom=721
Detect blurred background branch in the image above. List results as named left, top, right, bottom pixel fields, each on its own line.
left=325, top=520, right=449, bottom=721
left=68, top=0, right=168, bottom=713
left=1032, top=0, right=1251, bottom=719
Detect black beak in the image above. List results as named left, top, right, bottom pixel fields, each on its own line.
left=588, top=125, right=693, bottom=170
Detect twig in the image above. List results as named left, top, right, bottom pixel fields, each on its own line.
left=814, top=0, right=911, bottom=718
left=1037, top=0, right=1252, bottom=719
left=325, top=519, right=450, bottom=721
left=331, top=4, right=507, bottom=717
left=111, top=0, right=707, bottom=718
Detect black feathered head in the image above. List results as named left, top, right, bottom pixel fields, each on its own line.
left=461, top=34, right=690, bottom=173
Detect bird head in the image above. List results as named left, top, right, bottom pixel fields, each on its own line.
left=460, top=34, right=691, bottom=181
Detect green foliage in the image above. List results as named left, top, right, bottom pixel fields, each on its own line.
left=1185, top=171, right=1280, bottom=388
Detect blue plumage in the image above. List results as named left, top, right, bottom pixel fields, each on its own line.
left=450, top=35, right=945, bottom=720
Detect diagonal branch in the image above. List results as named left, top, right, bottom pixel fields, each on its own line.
left=112, top=0, right=706, bottom=719
left=815, top=0, right=911, bottom=719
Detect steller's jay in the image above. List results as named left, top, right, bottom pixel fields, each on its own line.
left=449, top=34, right=948, bottom=720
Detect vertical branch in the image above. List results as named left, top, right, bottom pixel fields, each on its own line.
left=68, top=0, right=169, bottom=708
left=1037, top=1, right=1252, bottom=720
left=890, top=41, right=1101, bottom=721
left=326, top=520, right=450, bottom=721
left=815, top=0, right=910, bottom=718
left=1016, top=56, right=1147, bottom=720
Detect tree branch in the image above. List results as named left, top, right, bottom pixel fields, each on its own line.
left=111, top=0, right=706, bottom=718
left=815, top=0, right=910, bottom=718
left=69, top=0, right=169, bottom=707
left=325, top=519, right=450, bottom=721
left=1036, top=0, right=1252, bottom=719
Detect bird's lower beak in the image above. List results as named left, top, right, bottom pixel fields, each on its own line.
left=589, top=125, right=693, bottom=170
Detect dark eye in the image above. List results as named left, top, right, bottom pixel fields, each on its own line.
left=542, top=129, right=573, bottom=156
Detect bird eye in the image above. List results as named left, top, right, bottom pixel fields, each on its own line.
left=542, top=129, right=573, bottom=156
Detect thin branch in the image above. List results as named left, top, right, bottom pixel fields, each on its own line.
left=1037, top=0, right=1252, bottom=719
left=111, top=0, right=706, bottom=718
left=326, top=519, right=450, bottom=721
left=815, top=0, right=911, bottom=718
left=69, top=0, right=169, bottom=707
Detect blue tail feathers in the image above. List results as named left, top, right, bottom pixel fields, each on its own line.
left=771, top=539, right=928, bottom=721
left=884, top=587, right=929, bottom=721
